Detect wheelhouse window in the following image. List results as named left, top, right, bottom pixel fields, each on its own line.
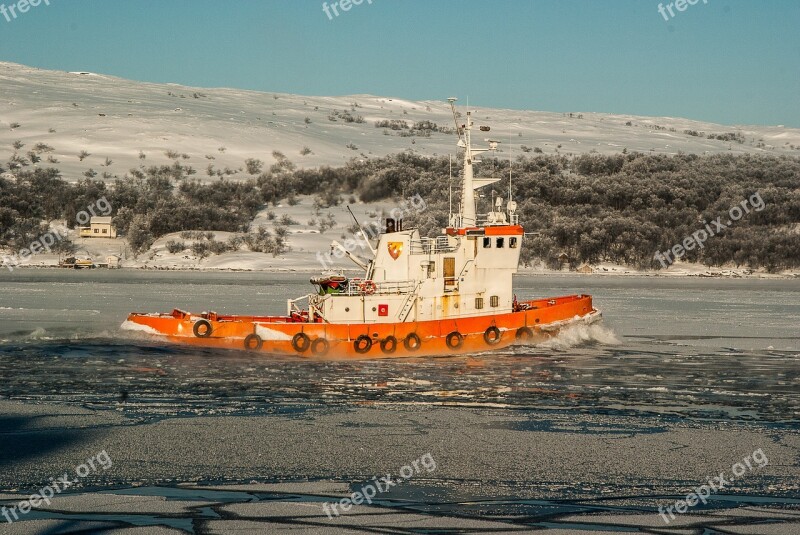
left=483, top=237, right=491, bottom=248
left=510, top=237, right=518, bottom=248
left=496, top=237, right=505, bottom=248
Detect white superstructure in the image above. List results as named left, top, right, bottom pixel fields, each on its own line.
left=300, top=99, right=523, bottom=324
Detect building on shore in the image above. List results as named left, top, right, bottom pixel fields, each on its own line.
left=79, top=216, right=117, bottom=238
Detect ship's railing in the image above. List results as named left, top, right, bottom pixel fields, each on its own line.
left=408, top=236, right=459, bottom=255
left=476, top=212, right=519, bottom=226
left=343, top=279, right=417, bottom=296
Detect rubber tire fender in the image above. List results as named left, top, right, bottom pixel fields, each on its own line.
left=380, top=336, right=398, bottom=354
left=292, top=332, right=311, bottom=353
left=516, top=327, right=534, bottom=342
left=193, top=319, right=212, bottom=338
left=403, top=333, right=421, bottom=351
left=311, top=338, right=330, bottom=356
left=244, top=333, right=263, bottom=351
left=446, top=331, right=463, bottom=349
left=354, top=335, right=373, bottom=354
left=484, top=326, right=502, bottom=345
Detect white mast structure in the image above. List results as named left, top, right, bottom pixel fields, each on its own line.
left=448, top=97, right=505, bottom=228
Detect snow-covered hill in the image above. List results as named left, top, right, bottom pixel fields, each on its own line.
left=2, top=61, right=799, bottom=183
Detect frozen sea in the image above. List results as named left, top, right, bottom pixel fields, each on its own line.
left=0, top=270, right=798, bottom=533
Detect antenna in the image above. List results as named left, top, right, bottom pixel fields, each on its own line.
left=447, top=97, right=461, bottom=141
left=346, top=206, right=377, bottom=255
left=509, top=133, right=513, bottom=204
left=507, top=135, right=517, bottom=222
left=448, top=153, right=453, bottom=226
left=509, top=159, right=513, bottom=204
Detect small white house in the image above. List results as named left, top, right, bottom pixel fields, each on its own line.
left=80, top=216, right=117, bottom=238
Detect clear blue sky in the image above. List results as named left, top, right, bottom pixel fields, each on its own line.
left=1, top=0, right=798, bottom=126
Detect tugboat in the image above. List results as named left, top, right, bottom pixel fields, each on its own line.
left=122, top=98, right=601, bottom=358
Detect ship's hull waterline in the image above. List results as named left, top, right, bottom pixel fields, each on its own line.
left=123, top=294, right=599, bottom=359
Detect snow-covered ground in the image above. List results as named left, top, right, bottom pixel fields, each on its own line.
left=2, top=62, right=798, bottom=277
left=2, top=196, right=414, bottom=273
left=2, top=61, right=799, bottom=184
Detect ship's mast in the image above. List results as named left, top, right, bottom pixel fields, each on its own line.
left=448, top=98, right=497, bottom=228
left=461, top=110, right=477, bottom=226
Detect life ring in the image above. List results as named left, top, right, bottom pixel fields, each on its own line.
left=291, top=332, right=311, bottom=353
left=403, top=333, right=421, bottom=351
left=446, top=331, right=463, bottom=349
left=380, top=336, right=398, bottom=354
left=311, top=337, right=330, bottom=355
left=243, top=333, right=262, bottom=351
left=359, top=280, right=377, bottom=295
left=354, top=335, right=372, bottom=354
left=516, top=327, right=534, bottom=342
left=484, top=326, right=502, bottom=345
left=193, top=319, right=212, bottom=338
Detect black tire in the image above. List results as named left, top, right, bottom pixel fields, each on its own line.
left=446, top=331, right=463, bottom=349
left=292, top=332, right=311, bottom=353
left=483, top=326, right=502, bottom=345
left=516, top=327, right=534, bottom=342
left=243, top=334, right=262, bottom=351
left=193, top=319, right=212, bottom=338
left=380, top=336, right=398, bottom=354
left=403, top=333, right=421, bottom=351
left=311, top=338, right=330, bottom=356
left=354, top=335, right=372, bottom=354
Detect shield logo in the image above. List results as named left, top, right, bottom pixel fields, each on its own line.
left=388, top=242, right=403, bottom=260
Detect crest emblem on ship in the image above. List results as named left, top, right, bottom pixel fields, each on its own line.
left=388, top=242, right=403, bottom=260
left=123, top=97, right=601, bottom=358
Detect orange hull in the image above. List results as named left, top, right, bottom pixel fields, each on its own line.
left=123, top=294, right=600, bottom=359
